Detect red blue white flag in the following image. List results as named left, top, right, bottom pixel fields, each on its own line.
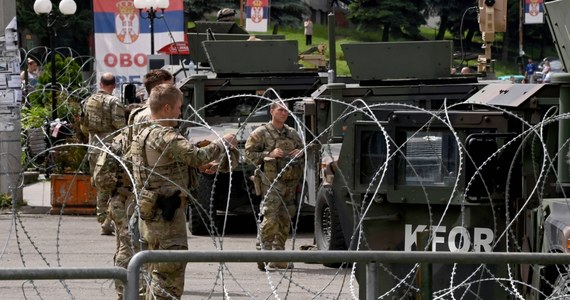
left=93, top=0, right=184, bottom=84
left=524, top=0, right=544, bottom=24
left=245, top=0, right=270, bottom=32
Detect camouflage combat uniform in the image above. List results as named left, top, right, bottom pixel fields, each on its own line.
left=82, top=91, right=126, bottom=223
left=131, top=123, right=231, bottom=300
left=128, top=105, right=151, bottom=139
left=92, top=129, right=144, bottom=299
left=129, top=105, right=217, bottom=204
left=245, top=124, right=303, bottom=257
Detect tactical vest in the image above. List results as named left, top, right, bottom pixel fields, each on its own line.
left=84, top=92, right=116, bottom=135
left=127, top=105, right=150, bottom=142
left=131, top=125, right=189, bottom=191
left=262, top=125, right=303, bottom=182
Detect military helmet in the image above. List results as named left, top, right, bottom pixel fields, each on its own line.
left=217, top=8, right=236, bottom=21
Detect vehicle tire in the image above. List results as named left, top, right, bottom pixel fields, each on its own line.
left=314, top=185, right=347, bottom=268
left=190, top=174, right=216, bottom=236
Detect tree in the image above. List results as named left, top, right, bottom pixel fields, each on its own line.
left=269, top=0, right=310, bottom=29
left=425, top=0, right=475, bottom=41
left=185, top=0, right=235, bottom=21
left=16, top=0, right=92, bottom=56
left=28, top=54, right=88, bottom=115
left=348, top=0, right=427, bottom=41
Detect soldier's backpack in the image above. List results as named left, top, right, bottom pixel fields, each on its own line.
left=81, top=93, right=110, bottom=134
left=92, top=133, right=125, bottom=191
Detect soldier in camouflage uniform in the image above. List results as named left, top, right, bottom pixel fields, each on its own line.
left=92, top=104, right=144, bottom=299
left=245, top=102, right=304, bottom=270
left=128, top=69, right=173, bottom=140
left=81, top=72, right=126, bottom=235
left=130, top=84, right=237, bottom=299
left=127, top=69, right=215, bottom=226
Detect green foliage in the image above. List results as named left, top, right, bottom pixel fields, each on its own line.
left=185, top=0, right=235, bottom=21
left=21, top=106, right=49, bottom=131
left=0, top=193, right=12, bottom=208
left=17, top=0, right=92, bottom=56
left=270, top=0, right=310, bottom=28
left=52, top=142, right=89, bottom=174
left=282, top=25, right=358, bottom=76
left=27, top=54, right=87, bottom=119
left=493, top=60, right=521, bottom=77
left=348, top=0, right=427, bottom=41
left=38, top=55, right=84, bottom=92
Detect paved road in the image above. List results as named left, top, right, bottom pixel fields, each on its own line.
left=0, top=181, right=359, bottom=299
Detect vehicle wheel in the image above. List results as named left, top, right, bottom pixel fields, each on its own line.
left=190, top=174, right=216, bottom=236
left=314, top=185, right=346, bottom=268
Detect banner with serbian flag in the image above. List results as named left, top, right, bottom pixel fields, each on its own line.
left=524, top=0, right=544, bottom=24
left=245, top=0, right=270, bottom=32
left=93, top=0, right=185, bottom=84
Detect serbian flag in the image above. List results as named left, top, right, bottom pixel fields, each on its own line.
left=93, top=0, right=184, bottom=84
left=524, top=0, right=544, bottom=24
left=246, top=0, right=270, bottom=32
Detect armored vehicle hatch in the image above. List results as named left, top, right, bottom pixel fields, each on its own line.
left=342, top=41, right=453, bottom=82
left=188, top=33, right=285, bottom=68
left=203, top=40, right=302, bottom=76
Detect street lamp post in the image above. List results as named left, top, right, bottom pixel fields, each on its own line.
left=33, top=0, right=77, bottom=121
left=134, top=0, right=170, bottom=55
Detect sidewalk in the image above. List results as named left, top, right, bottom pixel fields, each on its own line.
left=20, top=178, right=52, bottom=214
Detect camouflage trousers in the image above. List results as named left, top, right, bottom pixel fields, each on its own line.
left=140, top=205, right=188, bottom=300
left=258, top=180, right=298, bottom=251
left=88, top=150, right=110, bottom=223
left=108, top=193, right=145, bottom=300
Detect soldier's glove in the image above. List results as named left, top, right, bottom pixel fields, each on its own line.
left=157, top=190, right=182, bottom=221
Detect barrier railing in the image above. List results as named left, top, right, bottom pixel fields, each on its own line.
left=0, top=267, right=126, bottom=282
left=126, top=250, right=570, bottom=300
left=2, top=251, right=570, bottom=300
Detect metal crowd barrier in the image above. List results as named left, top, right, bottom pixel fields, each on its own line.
left=0, top=266, right=126, bottom=282
left=125, top=250, right=570, bottom=300
left=2, top=251, right=570, bottom=300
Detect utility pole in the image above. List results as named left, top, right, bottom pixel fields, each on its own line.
left=518, top=0, right=524, bottom=75
left=0, top=0, right=23, bottom=206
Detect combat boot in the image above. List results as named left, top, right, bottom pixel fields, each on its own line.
left=269, top=262, right=294, bottom=269
left=256, top=240, right=272, bottom=271
left=270, top=240, right=293, bottom=269
left=101, top=218, right=114, bottom=235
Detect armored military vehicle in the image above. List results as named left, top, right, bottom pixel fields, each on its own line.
left=295, top=0, right=570, bottom=294
left=179, top=22, right=328, bottom=235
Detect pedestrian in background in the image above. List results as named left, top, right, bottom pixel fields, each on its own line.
left=542, top=60, right=551, bottom=83
left=245, top=102, right=304, bottom=270
left=81, top=72, right=126, bottom=235
left=304, top=18, right=313, bottom=46
left=20, top=58, right=40, bottom=95
left=524, top=58, right=537, bottom=83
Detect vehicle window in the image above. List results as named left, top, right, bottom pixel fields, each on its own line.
left=359, top=130, right=388, bottom=184
left=398, top=131, right=457, bottom=186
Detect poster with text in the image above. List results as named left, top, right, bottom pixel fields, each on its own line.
left=93, top=0, right=184, bottom=84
